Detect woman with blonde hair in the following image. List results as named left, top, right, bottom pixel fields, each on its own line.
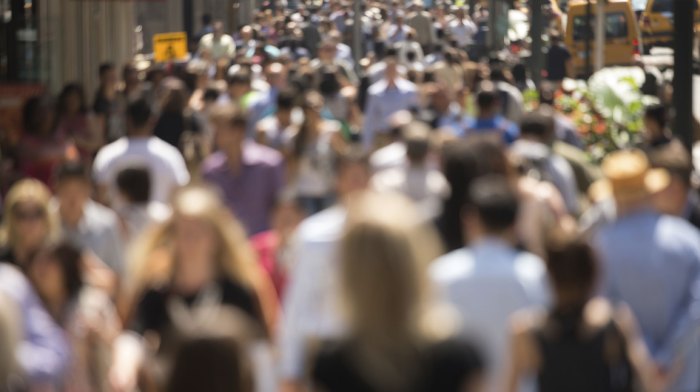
left=111, top=184, right=278, bottom=391
left=311, top=192, right=483, bottom=392
left=0, top=179, right=59, bottom=267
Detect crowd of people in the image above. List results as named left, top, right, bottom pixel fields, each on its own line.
left=0, top=0, right=698, bottom=391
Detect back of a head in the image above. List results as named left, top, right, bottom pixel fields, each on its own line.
left=644, top=103, right=666, bottom=129
left=545, top=235, right=598, bottom=299
left=116, top=167, right=152, bottom=204
left=127, top=99, right=153, bottom=133
left=476, top=82, right=498, bottom=111
left=467, top=175, right=519, bottom=233
left=404, top=121, right=431, bottom=165
left=55, top=160, right=90, bottom=186
left=520, top=109, right=556, bottom=144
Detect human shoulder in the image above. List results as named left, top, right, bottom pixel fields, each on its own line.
left=430, top=248, right=475, bottom=284
left=201, top=151, right=228, bottom=174
left=296, top=206, right=346, bottom=243
left=513, top=251, right=547, bottom=281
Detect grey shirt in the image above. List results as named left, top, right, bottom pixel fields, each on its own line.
left=60, top=200, right=125, bottom=275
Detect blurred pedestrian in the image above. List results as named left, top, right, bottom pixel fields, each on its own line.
left=286, top=91, right=346, bottom=215
left=545, top=32, right=572, bottom=83
left=507, top=235, right=662, bottom=392
left=113, top=185, right=278, bottom=391
left=26, top=241, right=120, bottom=392
left=93, top=99, right=190, bottom=205
left=430, top=175, right=550, bottom=392
left=363, top=54, right=419, bottom=150
left=54, top=161, right=125, bottom=275
left=153, top=78, right=202, bottom=151
left=201, top=104, right=284, bottom=235
left=55, top=83, right=102, bottom=164
left=312, top=192, right=484, bottom=392
left=93, top=63, right=125, bottom=142
left=280, top=149, right=371, bottom=390
left=17, top=94, right=67, bottom=187
left=591, top=150, right=700, bottom=391
left=198, top=20, right=236, bottom=62
left=0, top=179, right=59, bottom=267
left=464, top=82, right=519, bottom=145
left=0, top=292, right=23, bottom=391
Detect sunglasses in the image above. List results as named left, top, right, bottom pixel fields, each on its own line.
left=13, top=208, right=45, bottom=221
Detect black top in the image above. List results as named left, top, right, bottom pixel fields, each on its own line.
left=131, top=278, right=263, bottom=336
left=153, top=112, right=200, bottom=150
left=546, top=44, right=572, bottom=81
left=312, top=338, right=483, bottom=392
left=534, top=310, right=633, bottom=392
left=0, top=246, right=18, bottom=266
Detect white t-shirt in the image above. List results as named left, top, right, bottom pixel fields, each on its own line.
left=449, top=19, right=478, bottom=47
left=93, top=136, right=190, bottom=204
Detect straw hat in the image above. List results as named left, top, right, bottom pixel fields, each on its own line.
left=589, top=149, right=670, bottom=203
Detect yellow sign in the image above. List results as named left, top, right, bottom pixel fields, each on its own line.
left=153, top=32, right=188, bottom=62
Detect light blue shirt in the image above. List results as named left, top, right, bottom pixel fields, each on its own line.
left=0, top=264, right=70, bottom=386
left=594, top=210, right=700, bottom=390
left=430, top=238, right=549, bottom=392
left=247, top=88, right=279, bottom=138
left=362, top=78, right=419, bottom=149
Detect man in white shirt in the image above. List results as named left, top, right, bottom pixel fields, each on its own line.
left=93, top=99, right=190, bottom=206
left=448, top=7, right=477, bottom=49
left=386, top=11, right=412, bottom=45
left=362, top=55, right=420, bottom=150
left=280, top=149, right=371, bottom=391
left=198, top=20, right=236, bottom=62
left=430, top=175, right=549, bottom=392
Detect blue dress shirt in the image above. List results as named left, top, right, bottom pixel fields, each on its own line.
left=594, top=210, right=700, bottom=390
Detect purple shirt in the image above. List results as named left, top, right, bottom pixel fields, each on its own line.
left=202, top=142, right=285, bottom=235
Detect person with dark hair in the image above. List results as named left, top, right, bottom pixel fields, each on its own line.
left=286, top=91, right=346, bottom=215
left=538, top=82, right=585, bottom=149
left=511, top=109, right=580, bottom=216
left=506, top=236, right=661, bottom=392
left=17, top=94, right=67, bottom=187
left=93, top=63, right=124, bottom=142
left=25, top=241, right=120, bottom=391
left=512, top=63, right=535, bottom=92
left=153, top=78, right=202, bottom=150
left=430, top=175, right=549, bottom=392
left=93, top=98, right=190, bottom=205
left=256, top=87, right=300, bottom=150
left=55, top=83, right=102, bottom=163
left=194, top=14, right=215, bottom=49
left=201, top=104, right=284, bottom=235
left=490, top=64, right=524, bottom=124
left=641, top=104, right=673, bottom=150
left=55, top=161, right=124, bottom=275
left=309, top=39, right=358, bottom=85
left=649, top=141, right=700, bottom=230
left=114, top=167, right=171, bottom=245
left=121, top=63, right=144, bottom=104
left=372, top=121, right=449, bottom=220
left=546, top=32, right=572, bottom=82
left=464, top=81, right=519, bottom=145
left=198, top=20, right=236, bottom=62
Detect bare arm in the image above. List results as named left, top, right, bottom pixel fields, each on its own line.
left=506, top=311, right=540, bottom=392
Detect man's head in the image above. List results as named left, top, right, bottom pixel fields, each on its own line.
left=319, top=39, right=338, bottom=62
left=463, top=175, right=519, bottom=243
left=213, top=21, right=225, bottom=38
left=520, top=108, right=556, bottom=146
left=334, top=148, right=371, bottom=199
left=476, top=81, right=500, bottom=118
left=55, top=162, right=92, bottom=225
left=649, top=141, right=693, bottom=216
left=429, top=84, right=451, bottom=113
left=241, top=25, right=254, bottom=41
left=455, top=7, right=465, bottom=20
left=210, top=104, right=247, bottom=153
left=404, top=121, right=432, bottom=166
left=265, top=62, right=288, bottom=90
left=98, top=63, right=117, bottom=87
left=116, top=167, right=152, bottom=206
left=227, top=70, right=253, bottom=100
left=126, top=99, right=153, bottom=136
left=643, top=104, right=667, bottom=142
left=202, top=14, right=213, bottom=27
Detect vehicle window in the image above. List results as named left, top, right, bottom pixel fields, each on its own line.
left=605, top=13, right=628, bottom=38
left=573, top=12, right=629, bottom=41
left=651, top=0, right=672, bottom=13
